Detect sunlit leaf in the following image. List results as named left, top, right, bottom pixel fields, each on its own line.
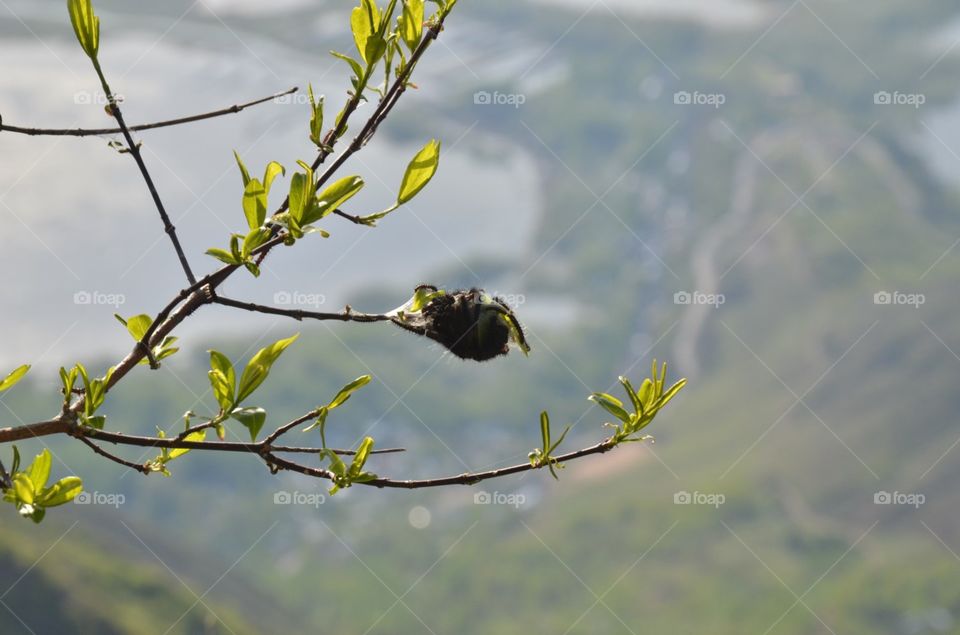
left=397, top=139, right=440, bottom=205
left=0, top=365, right=30, bottom=392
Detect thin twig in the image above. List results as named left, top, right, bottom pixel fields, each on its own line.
left=74, top=434, right=150, bottom=474
left=0, top=87, right=298, bottom=137
left=265, top=438, right=619, bottom=490
left=213, top=295, right=392, bottom=324
left=90, top=58, right=197, bottom=285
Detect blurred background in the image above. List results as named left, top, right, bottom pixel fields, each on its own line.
left=1, top=0, right=960, bottom=633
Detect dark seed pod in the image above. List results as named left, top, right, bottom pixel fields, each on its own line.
left=391, top=286, right=530, bottom=362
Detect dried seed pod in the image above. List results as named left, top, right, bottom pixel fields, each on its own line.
left=390, top=286, right=530, bottom=362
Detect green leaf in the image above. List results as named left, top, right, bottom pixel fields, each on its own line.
left=309, top=175, right=365, bottom=224
left=0, top=365, right=30, bottom=392
left=262, top=162, right=285, bottom=196
left=328, top=375, right=372, bottom=409
left=208, top=370, right=234, bottom=411
left=231, top=407, right=267, bottom=442
left=331, top=50, right=365, bottom=80
left=589, top=393, right=632, bottom=423
left=656, top=379, right=687, bottom=410
left=234, top=150, right=251, bottom=187
left=288, top=171, right=313, bottom=224
left=13, top=473, right=34, bottom=505
left=115, top=314, right=152, bottom=342
left=167, top=430, right=205, bottom=461
left=619, top=376, right=643, bottom=415
left=348, top=436, right=375, bottom=478
left=242, top=227, right=272, bottom=260
left=236, top=334, right=300, bottom=403
left=26, top=449, right=52, bottom=493
left=399, top=0, right=424, bottom=50
left=308, top=84, right=325, bottom=147
left=206, top=248, right=240, bottom=266
left=397, top=139, right=440, bottom=205
left=67, top=0, right=100, bottom=59
left=38, top=477, right=83, bottom=507
left=242, top=179, right=268, bottom=230
left=638, top=379, right=655, bottom=409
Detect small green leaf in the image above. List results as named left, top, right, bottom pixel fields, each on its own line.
left=236, top=334, right=300, bottom=403
left=328, top=375, right=372, bottom=409
left=399, top=0, right=424, bottom=51
left=589, top=393, right=632, bottom=423
left=308, top=84, right=325, bottom=147
left=262, top=162, right=285, bottom=196
left=242, top=179, right=268, bottom=230
left=288, top=171, right=313, bottom=224
left=348, top=436, right=375, bottom=478
left=12, top=473, right=34, bottom=505
left=231, top=407, right=267, bottom=442
left=398, top=139, right=440, bottom=205
left=208, top=369, right=234, bottom=411
left=638, top=379, right=655, bottom=409
left=0, top=365, right=30, bottom=392
left=26, top=449, right=52, bottom=492
left=67, top=0, right=100, bottom=59
left=309, top=175, right=365, bottom=224
left=115, top=314, right=152, bottom=342
left=331, top=50, right=365, bottom=80
left=206, top=248, right=241, bottom=266
left=234, top=150, right=251, bottom=187
left=38, top=477, right=83, bottom=507
left=167, top=430, right=206, bottom=461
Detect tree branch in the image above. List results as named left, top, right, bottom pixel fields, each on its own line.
left=74, top=434, right=150, bottom=474
left=265, top=438, right=620, bottom=490
left=90, top=58, right=197, bottom=285
left=212, top=295, right=393, bottom=324
left=0, top=87, right=298, bottom=137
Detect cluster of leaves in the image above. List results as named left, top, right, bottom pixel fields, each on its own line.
left=2, top=448, right=83, bottom=523
left=60, top=364, right=115, bottom=430
left=205, top=0, right=445, bottom=273
left=528, top=363, right=686, bottom=480
left=303, top=375, right=377, bottom=495
left=589, top=361, right=687, bottom=444
left=116, top=313, right=179, bottom=367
